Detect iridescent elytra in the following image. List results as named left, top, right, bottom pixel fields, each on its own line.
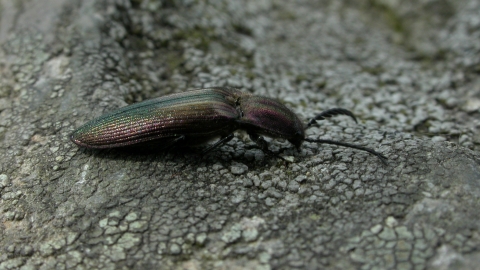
left=71, top=87, right=387, bottom=163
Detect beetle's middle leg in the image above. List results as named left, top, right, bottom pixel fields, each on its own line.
left=201, top=134, right=235, bottom=155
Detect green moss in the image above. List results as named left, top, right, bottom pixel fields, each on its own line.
left=412, top=118, right=431, bottom=135
left=315, top=80, right=327, bottom=90
left=172, top=27, right=215, bottom=52
left=409, top=48, right=448, bottom=65
left=298, top=100, right=308, bottom=108
left=277, top=9, right=297, bottom=21
left=361, top=65, right=385, bottom=76
left=245, top=71, right=256, bottom=80
left=367, top=0, right=405, bottom=34
left=232, top=23, right=253, bottom=37
left=472, top=64, right=480, bottom=74
left=166, top=51, right=184, bottom=72
left=172, top=25, right=255, bottom=70
left=295, top=74, right=309, bottom=83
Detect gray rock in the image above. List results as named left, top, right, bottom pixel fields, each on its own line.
left=1, top=0, right=480, bottom=269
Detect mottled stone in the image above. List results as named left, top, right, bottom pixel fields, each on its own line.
left=221, top=224, right=242, bottom=244
left=379, top=227, right=397, bottom=241
left=129, top=220, right=148, bottom=232
left=125, top=212, right=138, bottom=222
left=230, top=162, right=248, bottom=175
left=371, top=224, right=383, bottom=234
left=2, top=0, right=480, bottom=269
left=0, top=174, right=8, bottom=188
left=385, top=216, right=398, bottom=228
left=195, top=233, right=208, bottom=246
left=116, top=233, right=141, bottom=249
left=169, top=243, right=182, bottom=255
left=396, top=227, right=414, bottom=241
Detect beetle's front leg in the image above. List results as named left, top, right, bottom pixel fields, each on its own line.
left=248, top=133, right=287, bottom=161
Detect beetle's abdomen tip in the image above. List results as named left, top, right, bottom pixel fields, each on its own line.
left=70, top=129, right=97, bottom=148
left=70, top=131, right=86, bottom=147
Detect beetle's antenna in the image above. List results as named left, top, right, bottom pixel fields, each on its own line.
left=307, top=108, right=358, bottom=128
left=304, top=138, right=388, bottom=165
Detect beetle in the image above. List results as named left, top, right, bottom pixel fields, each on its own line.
left=71, top=87, right=387, bottom=164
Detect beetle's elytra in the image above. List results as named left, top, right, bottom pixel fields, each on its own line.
left=71, top=87, right=387, bottom=163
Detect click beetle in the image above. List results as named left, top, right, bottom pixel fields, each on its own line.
left=71, top=87, right=387, bottom=163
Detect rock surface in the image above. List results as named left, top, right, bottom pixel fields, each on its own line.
left=1, top=0, right=480, bottom=269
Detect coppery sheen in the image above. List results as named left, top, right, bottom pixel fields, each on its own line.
left=71, top=87, right=387, bottom=163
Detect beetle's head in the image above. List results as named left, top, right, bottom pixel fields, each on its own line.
left=238, top=95, right=305, bottom=146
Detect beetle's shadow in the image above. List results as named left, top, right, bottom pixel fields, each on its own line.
left=78, top=145, right=199, bottom=163
left=75, top=143, right=280, bottom=169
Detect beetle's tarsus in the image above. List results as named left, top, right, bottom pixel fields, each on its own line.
left=304, top=138, right=388, bottom=165
left=307, top=108, right=358, bottom=128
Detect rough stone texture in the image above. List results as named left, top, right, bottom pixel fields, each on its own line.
left=1, top=0, right=480, bottom=269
